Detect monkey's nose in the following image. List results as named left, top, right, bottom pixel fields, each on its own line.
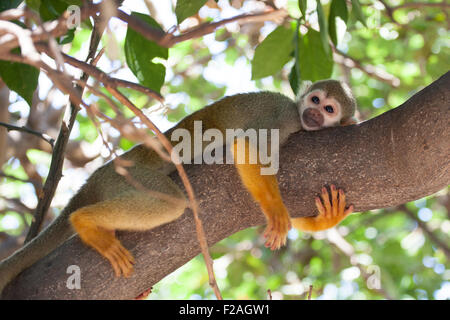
left=303, top=108, right=324, bottom=128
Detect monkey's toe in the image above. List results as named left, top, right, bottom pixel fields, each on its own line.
left=263, top=215, right=290, bottom=250
left=103, top=241, right=135, bottom=278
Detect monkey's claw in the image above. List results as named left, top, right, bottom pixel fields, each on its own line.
left=101, top=240, right=135, bottom=278
left=314, top=185, right=353, bottom=229
left=262, top=207, right=291, bottom=250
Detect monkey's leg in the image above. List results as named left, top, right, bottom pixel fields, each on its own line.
left=70, top=191, right=187, bottom=277
left=292, top=185, right=353, bottom=232
left=231, top=138, right=291, bottom=250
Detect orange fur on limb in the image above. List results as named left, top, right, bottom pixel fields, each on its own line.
left=232, top=138, right=354, bottom=246
left=231, top=138, right=291, bottom=250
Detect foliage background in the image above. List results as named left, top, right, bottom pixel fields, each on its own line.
left=0, top=0, right=448, bottom=299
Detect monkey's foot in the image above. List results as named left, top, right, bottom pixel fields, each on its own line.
left=314, top=185, right=353, bottom=230
left=71, top=209, right=136, bottom=278
left=262, top=205, right=291, bottom=250
left=99, top=238, right=136, bottom=278
left=292, top=185, right=353, bottom=232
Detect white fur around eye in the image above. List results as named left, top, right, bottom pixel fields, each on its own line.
left=305, top=90, right=325, bottom=105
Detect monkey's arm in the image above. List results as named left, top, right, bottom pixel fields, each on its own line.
left=292, top=185, right=353, bottom=232
left=231, top=138, right=291, bottom=250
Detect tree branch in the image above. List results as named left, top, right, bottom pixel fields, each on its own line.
left=333, top=48, right=401, bottom=87
left=0, top=121, right=55, bottom=147
left=23, top=13, right=107, bottom=243
left=400, top=204, right=450, bottom=259
left=1, top=72, right=449, bottom=299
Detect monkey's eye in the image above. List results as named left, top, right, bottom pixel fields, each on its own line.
left=324, top=105, right=334, bottom=113
left=311, top=96, right=320, bottom=104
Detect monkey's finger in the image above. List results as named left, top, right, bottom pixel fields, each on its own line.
left=315, top=197, right=325, bottom=216
left=265, top=229, right=279, bottom=250
left=265, top=236, right=275, bottom=250
left=338, top=189, right=346, bottom=214
left=263, top=223, right=273, bottom=238
left=271, top=234, right=282, bottom=250
left=114, top=249, right=134, bottom=278
left=117, top=244, right=135, bottom=265
left=321, top=187, right=332, bottom=216
left=268, top=231, right=278, bottom=250
left=108, top=247, right=130, bottom=277
left=331, top=185, right=338, bottom=217
left=106, top=242, right=134, bottom=277
left=263, top=224, right=274, bottom=243
left=104, top=251, right=122, bottom=277
left=344, top=205, right=354, bottom=216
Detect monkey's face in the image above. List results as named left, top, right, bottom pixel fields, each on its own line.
left=298, top=89, right=343, bottom=131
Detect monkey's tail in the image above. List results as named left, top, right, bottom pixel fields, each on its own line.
left=0, top=191, right=86, bottom=296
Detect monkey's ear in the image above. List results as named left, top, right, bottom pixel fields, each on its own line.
left=297, top=80, right=313, bottom=98
left=340, top=116, right=358, bottom=126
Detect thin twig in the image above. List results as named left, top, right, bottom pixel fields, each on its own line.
left=333, top=48, right=400, bottom=87
left=0, top=121, right=55, bottom=147
left=0, top=4, right=100, bottom=55
left=307, top=285, right=313, bottom=300
left=35, top=44, right=164, bottom=103
left=74, top=79, right=171, bottom=162
left=24, top=11, right=107, bottom=243
left=116, top=8, right=288, bottom=48
left=392, top=2, right=450, bottom=11
left=400, top=204, right=450, bottom=259
left=105, top=87, right=223, bottom=300
left=0, top=171, right=36, bottom=184
left=326, top=229, right=393, bottom=299
left=80, top=98, right=186, bottom=206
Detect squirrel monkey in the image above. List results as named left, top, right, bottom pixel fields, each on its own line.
left=0, top=79, right=357, bottom=290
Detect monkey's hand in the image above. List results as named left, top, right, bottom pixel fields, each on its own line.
left=291, top=185, right=353, bottom=232
left=260, top=197, right=292, bottom=250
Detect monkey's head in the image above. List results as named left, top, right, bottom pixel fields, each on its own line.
left=297, top=79, right=358, bottom=131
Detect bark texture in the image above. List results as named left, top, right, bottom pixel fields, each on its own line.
left=2, top=72, right=449, bottom=299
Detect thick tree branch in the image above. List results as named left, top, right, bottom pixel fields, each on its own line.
left=1, top=72, right=449, bottom=299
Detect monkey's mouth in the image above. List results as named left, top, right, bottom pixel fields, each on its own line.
left=302, top=108, right=324, bottom=130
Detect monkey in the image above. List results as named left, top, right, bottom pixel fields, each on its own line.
left=0, top=79, right=357, bottom=292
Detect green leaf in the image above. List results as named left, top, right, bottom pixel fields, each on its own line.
left=296, top=29, right=333, bottom=81
left=351, top=0, right=366, bottom=26
left=0, top=0, right=23, bottom=11
left=35, top=0, right=82, bottom=20
left=38, top=0, right=67, bottom=21
left=332, top=0, right=348, bottom=22
left=251, top=26, right=295, bottom=80
left=0, top=52, right=39, bottom=107
left=298, top=0, right=307, bottom=17
left=59, top=28, right=75, bottom=44
left=316, top=0, right=329, bottom=54
left=328, top=0, right=348, bottom=45
left=175, top=0, right=207, bottom=24
left=124, top=12, right=168, bottom=94
left=288, top=63, right=299, bottom=95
